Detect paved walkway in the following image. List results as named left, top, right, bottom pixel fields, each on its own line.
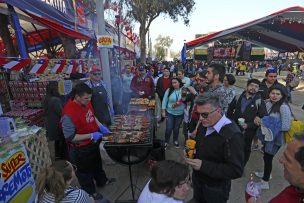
left=98, top=70, right=304, bottom=202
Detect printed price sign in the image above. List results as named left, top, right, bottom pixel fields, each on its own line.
left=97, top=35, right=113, bottom=48
left=0, top=144, right=36, bottom=203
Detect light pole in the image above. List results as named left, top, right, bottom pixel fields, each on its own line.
left=96, top=0, right=113, bottom=110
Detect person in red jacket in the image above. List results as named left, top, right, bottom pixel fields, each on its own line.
left=61, top=83, right=114, bottom=201
left=247, top=131, right=304, bottom=203
left=130, top=65, right=155, bottom=98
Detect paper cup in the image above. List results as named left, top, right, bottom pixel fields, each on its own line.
left=238, top=118, right=245, bottom=125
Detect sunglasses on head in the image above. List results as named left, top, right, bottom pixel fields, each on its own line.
left=266, top=68, right=276, bottom=74
left=197, top=108, right=218, bottom=118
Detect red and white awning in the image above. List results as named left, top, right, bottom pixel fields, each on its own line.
left=185, top=6, right=304, bottom=52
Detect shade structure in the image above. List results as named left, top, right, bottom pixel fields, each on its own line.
left=185, top=6, right=304, bottom=52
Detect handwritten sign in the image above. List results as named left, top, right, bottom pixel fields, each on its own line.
left=0, top=145, right=36, bottom=203
left=97, top=35, right=113, bottom=48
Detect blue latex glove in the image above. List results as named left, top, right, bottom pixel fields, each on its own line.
left=99, top=125, right=111, bottom=134
left=91, top=132, right=103, bottom=141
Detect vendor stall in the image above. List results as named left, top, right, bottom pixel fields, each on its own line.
left=0, top=129, right=51, bottom=203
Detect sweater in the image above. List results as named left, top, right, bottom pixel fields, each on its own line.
left=162, top=89, right=185, bottom=116
left=193, top=122, right=244, bottom=185
left=269, top=185, right=304, bottom=203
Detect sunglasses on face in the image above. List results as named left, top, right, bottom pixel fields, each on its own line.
left=177, top=175, right=192, bottom=188
left=72, top=164, right=77, bottom=171
left=197, top=108, right=218, bottom=118
left=92, top=72, right=102, bottom=76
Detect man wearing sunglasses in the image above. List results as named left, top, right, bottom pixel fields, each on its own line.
left=186, top=95, right=244, bottom=203
left=85, top=65, right=112, bottom=126
left=259, top=68, right=286, bottom=100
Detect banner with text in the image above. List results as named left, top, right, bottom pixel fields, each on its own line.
left=0, top=144, right=36, bottom=203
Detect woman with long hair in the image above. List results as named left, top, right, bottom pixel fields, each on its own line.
left=37, top=160, right=109, bottom=203
left=255, top=85, right=291, bottom=190
left=44, top=81, right=68, bottom=160
left=161, top=78, right=185, bottom=149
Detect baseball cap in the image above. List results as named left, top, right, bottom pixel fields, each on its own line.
left=138, top=65, right=146, bottom=71
left=90, top=65, right=101, bottom=72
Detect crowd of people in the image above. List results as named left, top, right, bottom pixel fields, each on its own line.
left=40, top=59, right=304, bottom=203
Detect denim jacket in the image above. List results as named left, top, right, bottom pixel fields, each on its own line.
left=257, top=116, right=282, bottom=155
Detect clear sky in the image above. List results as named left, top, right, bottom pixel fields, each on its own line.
left=147, top=0, right=303, bottom=52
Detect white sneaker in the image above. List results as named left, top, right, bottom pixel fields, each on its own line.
left=254, top=171, right=272, bottom=179
left=164, top=142, right=168, bottom=150
left=256, top=180, right=269, bottom=190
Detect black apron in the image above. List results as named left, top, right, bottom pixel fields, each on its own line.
left=70, top=142, right=103, bottom=173
left=90, top=81, right=111, bottom=126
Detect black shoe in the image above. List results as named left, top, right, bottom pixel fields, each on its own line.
left=158, top=117, right=165, bottom=124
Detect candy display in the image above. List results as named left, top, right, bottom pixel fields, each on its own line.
left=9, top=81, right=49, bottom=101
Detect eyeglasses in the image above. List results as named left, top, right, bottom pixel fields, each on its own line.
left=72, top=164, right=77, bottom=172
left=177, top=175, right=192, bottom=188
left=92, top=72, right=102, bottom=76
left=198, top=108, right=218, bottom=118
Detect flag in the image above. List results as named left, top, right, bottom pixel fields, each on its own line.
left=78, top=59, right=85, bottom=73
left=51, top=59, right=66, bottom=73
left=30, top=59, right=49, bottom=74
left=3, top=58, right=31, bottom=71
left=181, top=45, right=187, bottom=64
left=65, top=60, right=77, bottom=74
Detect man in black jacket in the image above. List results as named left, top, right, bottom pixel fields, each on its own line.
left=259, top=68, right=286, bottom=100
left=186, top=95, right=244, bottom=203
left=227, top=79, right=268, bottom=166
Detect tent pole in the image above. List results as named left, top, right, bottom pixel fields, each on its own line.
left=7, top=4, right=28, bottom=58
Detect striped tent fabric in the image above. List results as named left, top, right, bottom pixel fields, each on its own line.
left=185, top=6, right=304, bottom=52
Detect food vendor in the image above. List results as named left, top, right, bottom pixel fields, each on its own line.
left=61, top=83, right=115, bottom=201
left=85, top=65, right=112, bottom=126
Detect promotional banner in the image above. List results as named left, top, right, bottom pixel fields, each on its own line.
left=97, top=35, right=114, bottom=48
left=0, top=144, right=36, bottom=203
left=5, top=0, right=95, bottom=39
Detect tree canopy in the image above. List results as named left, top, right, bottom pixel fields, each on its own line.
left=121, top=0, right=195, bottom=63
left=154, top=35, right=173, bottom=61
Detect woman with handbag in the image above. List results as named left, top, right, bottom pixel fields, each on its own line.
left=254, top=85, right=291, bottom=190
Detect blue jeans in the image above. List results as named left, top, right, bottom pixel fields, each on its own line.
left=193, top=175, right=231, bottom=203
left=165, top=112, right=183, bottom=143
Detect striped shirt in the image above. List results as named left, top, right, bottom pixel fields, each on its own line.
left=39, top=186, right=92, bottom=203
